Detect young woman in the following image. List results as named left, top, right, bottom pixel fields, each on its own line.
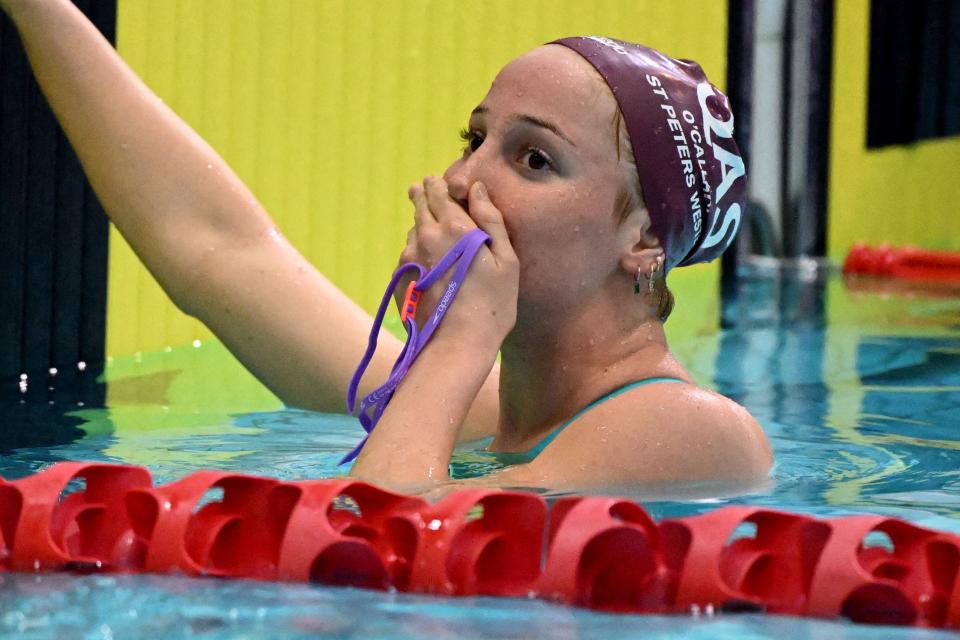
left=1, top=0, right=771, bottom=493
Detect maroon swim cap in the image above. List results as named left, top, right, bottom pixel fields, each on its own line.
left=552, top=36, right=746, bottom=272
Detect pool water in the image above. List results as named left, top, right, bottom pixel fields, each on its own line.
left=2, top=264, right=960, bottom=638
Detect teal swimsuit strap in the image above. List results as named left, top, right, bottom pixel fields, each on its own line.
left=522, top=376, right=686, bottom=460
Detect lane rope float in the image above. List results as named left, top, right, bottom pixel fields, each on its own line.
left=2, top=462, right=959, bottom=628
left=844, top=243, right=960, bottom=282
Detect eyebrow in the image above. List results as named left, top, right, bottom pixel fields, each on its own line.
left=471, top=106, right=577, bottom=148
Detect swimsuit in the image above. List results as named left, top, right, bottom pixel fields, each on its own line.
left=482, top=376, right=687, bottom=465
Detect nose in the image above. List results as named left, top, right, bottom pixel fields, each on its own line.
left=443, top=156, right=475, bottom=211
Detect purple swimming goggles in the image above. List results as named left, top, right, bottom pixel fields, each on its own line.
left=340, top=228, right=491, bottom=464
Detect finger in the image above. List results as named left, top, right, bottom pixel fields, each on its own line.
left=409, top=182, right=434, bottom=226
left=425, top=176, right=471, bottom=228
left=423, top=176, right=449, bottom=219
left=398, top=225, right=417, bottom=266
left=468, top=181, right=515, bottom=262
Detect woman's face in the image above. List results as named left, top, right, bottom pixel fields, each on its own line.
left=442, top=45, right=633, bottom=311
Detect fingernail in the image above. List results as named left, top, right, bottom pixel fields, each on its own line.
left=473, top=182, right=488, bottom=200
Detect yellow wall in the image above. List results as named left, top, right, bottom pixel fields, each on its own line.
left=828, top=0, right=960, bottom=259
left=109, top=0, right=729, bottom=357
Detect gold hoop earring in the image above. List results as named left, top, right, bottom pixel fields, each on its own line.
left=634, top=256, right=665, bottom=296
left=648, top=255, right=664, bottom=292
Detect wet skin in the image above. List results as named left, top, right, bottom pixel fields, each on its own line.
left=0, top=0, right=771, bottom=494
left=351, top=46, right=773, bottom=492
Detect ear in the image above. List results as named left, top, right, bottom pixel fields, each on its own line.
left=617, top=206, right=664, bottom=276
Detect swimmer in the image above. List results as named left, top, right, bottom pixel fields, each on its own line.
left=1, top=0, right=772, bottom=493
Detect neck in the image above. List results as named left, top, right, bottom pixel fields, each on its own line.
left=493, top=289, right=684, bottom=450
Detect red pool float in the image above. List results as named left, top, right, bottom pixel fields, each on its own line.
left=844, top=244, right=960, bottom=282
left=2, top=463, right=959, bottom=629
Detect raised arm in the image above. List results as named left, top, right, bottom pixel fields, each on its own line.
left=0, top=0, right=498, bottom=436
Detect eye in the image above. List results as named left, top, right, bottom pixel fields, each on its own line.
left=459, top=127, right=483, bottom=154
left=521, top=148, right=553, bottom=172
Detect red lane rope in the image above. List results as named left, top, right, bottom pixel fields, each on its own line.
left=2, top=463, right=959, bottom=628
left=844, top=243, right=960, bottom=282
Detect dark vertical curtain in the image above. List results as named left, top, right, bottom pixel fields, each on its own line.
left=721, top=0, right=755, bottom=320
left=0, top=0, right=114, bottom=447
left=868, top=0, right=960, bottom=147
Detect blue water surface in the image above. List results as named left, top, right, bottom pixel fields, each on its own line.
left=2, top=265, right=959, bottom=639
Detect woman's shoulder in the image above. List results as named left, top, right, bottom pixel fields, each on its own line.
left=530, top=378, right=773, bottom=488
left=654, top=382, right=772, bottom=474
